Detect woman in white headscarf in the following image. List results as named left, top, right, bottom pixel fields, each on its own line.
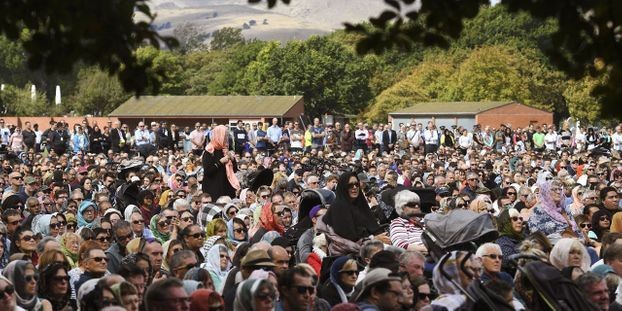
left=201, top=244, right=231, bottom=294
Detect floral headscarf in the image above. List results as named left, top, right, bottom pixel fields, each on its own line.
left=536, top=172, right=578, bottom=232
left=149, top=214, right=170, bottom=243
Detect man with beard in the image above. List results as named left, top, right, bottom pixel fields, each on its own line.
left=388, top=190, right=428, bottom=255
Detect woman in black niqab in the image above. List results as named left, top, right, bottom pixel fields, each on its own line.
left=322, top=172, right=382, bottom=242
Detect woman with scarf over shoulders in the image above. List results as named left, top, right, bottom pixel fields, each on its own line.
left=202, top=125, right=240, bottom=200
left=317, top=172, right=389, bottom=256
left=3, top=260, right=52, bottom=311
left=318, top=256, right=358, bottom=307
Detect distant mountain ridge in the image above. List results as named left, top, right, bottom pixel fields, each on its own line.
left=148, top=0, right=390, bottom=42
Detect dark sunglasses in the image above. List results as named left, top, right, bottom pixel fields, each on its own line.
left=482, top=254, right=503, bottom=260
left=66, top=223, right=76, bottom=230
left=89, top=256, right=107, bottom=263
left=340, top=270, right=358, bottom=276
left=132, top=220, right=144, bottom=225
left=600, top=216, right=611, bottom=221
left=507, top=192, right=516, bottom=196
left=0, top=284, right=14, bottom=297
left=21, top=235, right=34, bottom=242
left=255, top=291, right=276, bottom=301
left=294, top=285, right=315, bottom=295
left=347, top=182, right=359, bottom=189
left=181, top=217, right=194, bottom=222
left=25, top=275, right=39, bottom=282
left=190, top=232, right=205, bottom=239
left=97, top=236, right=112, bottom=243
left=580, top=223, right=592, bottom=229
left=49, top=223, right=61, bottom=229
left=511, top=216, right=523, bottom=222
left=418, top=293, right=432, bottom=300
left=52, top=275, right=69, bottom=283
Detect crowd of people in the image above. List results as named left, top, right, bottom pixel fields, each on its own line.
left=0, top=115, right=621, bottom=311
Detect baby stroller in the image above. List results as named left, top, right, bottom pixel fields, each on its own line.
left=422, top=209, right=499, bottom=262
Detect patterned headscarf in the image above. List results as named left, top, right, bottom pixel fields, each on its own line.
left=536, top=172, right=578, bottom=232
left=149, top=214, right=170, bottom=243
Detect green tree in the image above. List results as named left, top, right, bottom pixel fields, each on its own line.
left=364, top=52, right=455, bottom=121
left=211, top=27, right=245, bottom=51
left=244, top=36, right=373, bottom=117
left=136, top=46, right=186, bottom=95
left=0, top=83, right=48, bottom=115
left=563, top=75, right=604, bottom=124
left=71, top=67, right=130, bottom=115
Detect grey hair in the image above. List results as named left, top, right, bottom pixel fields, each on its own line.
left=172, top=198, right=189, bottom=211
left=576, top=272, right=605, bottom=292
left=36, top=236, right=58, bottom=254
left=399, top=250, right=425, bottom=265
left=360, top=240, right=384, bottom=260
left=169, top=250, right=196, bottom=271
left=475, top=242, right=502, bottom=258
left=394, top=190, right=421, bottom=216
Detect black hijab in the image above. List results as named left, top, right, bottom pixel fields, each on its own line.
left=322, top=172, right=381, bottom=242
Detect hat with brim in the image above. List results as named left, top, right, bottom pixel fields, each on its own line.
left=354, top=268, right=401, bottom=301
left=241, top=249, right=276, bottom=268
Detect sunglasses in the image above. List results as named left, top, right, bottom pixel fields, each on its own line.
left=219, top=254, right=231, bottom=260
left=158, top=220, right=171, bottom=227
left=340, top=270, right=359, bottom=276
left=21, top=235, right=34, bottom=242
left=24, top=275, right=39, bottom=282
left=97, top=236, right=112, bottom=243
left=600, top=216, right=610, bottom=221
left=181, top=217, right=194, bottom=222
left=89, top=256, right=108, bottom=263
left=294, top=285, right=315, bottom=295
left=511, top=216, right=523, bottom=222
left=418, top=293, right=432, bottom=300
left=52, top=275, right=69, bottom=283
left=189, top=232, right=205, bottom=239
left=0, top=284, right=14, bottom=297
left=507, top=192, right=516, bottom=196
left=347, top=182, right=360, bottom=189
left=580, top=223, right=592, bottom=229
left=255, top=291, right=276, bottom=301
left=482, top=254, right=503, bottom=260
left=132, top=220, right=144, bottom=225
left=49, top=223, right=61, bottom=229
left=67, top=223, right=76, bottom=230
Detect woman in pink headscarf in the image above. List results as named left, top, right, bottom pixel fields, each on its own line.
left=202, top=125, right=240, bottom=200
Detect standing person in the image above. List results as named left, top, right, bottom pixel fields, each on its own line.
left=355, top=122, right=369, bottom=152
left=22, top=121, right=36, bottom=151
left=423, top=121, right=439, bottom=155
left=267, top=118, right=282, bottom=153
left=340, top=123, right=355, bottom=153
left=109, top=121, right=125, bottom=154
left=310, top=118, right=325, bottom=151
left=8, top=127, right=26, bottom=153
left=233, top=120, right=248, bottom=155
left=383, top=123, right=397, bottom=154
left=289, top=122, right=304, bottom=153
left=202, top=125, right=240, bottom=200
left=190, top=123, right=205, bottom=156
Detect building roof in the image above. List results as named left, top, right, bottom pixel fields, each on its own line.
left=109, top=95, right=303, bottom=117
left=390, top=101, right=512, bottom=115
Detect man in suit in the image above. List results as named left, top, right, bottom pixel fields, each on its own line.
left=157, top=121, right=172, bottom=150
left=382, top=122, right=398, bottom=154
left=109, top=121, right=125, bottom=153
left=168, top=123, right=180, bottom=151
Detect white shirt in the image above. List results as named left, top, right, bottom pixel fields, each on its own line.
left=612, top=132, right=622, bottom=151
left=423, top=129, right=439, bottom=145
left=458, top=135, right=473, bottom=149
left=355, top=129, right=369, bottom=141
left=544, top=132, right=558, bottom=150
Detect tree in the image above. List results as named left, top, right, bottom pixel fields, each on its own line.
left=135, top=46, right=186, bottom=95
left=0, top=84, right=48, bottom=116
left=173, top=23, right=208, bottom=54
left=243, top=36, right=374, bottom=117
left=251, top=0, right=622, bottom=119
left=71, top=67, right=130, bottom=116
left=0, top=1, right=177, bottom=95
left=563, top=76, right=605, bottom=124
left=211, top=27, right=245, bottom=50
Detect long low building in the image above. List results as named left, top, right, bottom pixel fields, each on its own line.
left=389, top=101, right=553, bottom=129
left=109, top=95, right=305, bottom=128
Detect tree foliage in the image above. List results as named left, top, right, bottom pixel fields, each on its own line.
left=173, top=23, right=208, bottom=54
left=243, top=36, right=374, bottom=117
left=70, top=67, right=130, bottom=116
left=0, top=84, right=48, bottom=116
left=211, top=27, right=245, bottom=51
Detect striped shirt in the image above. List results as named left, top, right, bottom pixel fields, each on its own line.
left=389, top=217, right=424, bottom=249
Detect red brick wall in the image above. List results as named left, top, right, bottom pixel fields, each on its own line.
left=476, top=103, right=553, bottom=129
left=0, top=116, right=120, bottom=131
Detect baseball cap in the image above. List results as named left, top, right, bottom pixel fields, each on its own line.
left=24, top=176, right=37, bottom=185
left=435, top=186, right=450, bottom=196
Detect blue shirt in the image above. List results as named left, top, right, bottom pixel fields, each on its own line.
left=311, top=126, right=324, bottom=146
left=267, top=125, right=282, bottom=144
left=256, top=130, right=267, bottom=149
